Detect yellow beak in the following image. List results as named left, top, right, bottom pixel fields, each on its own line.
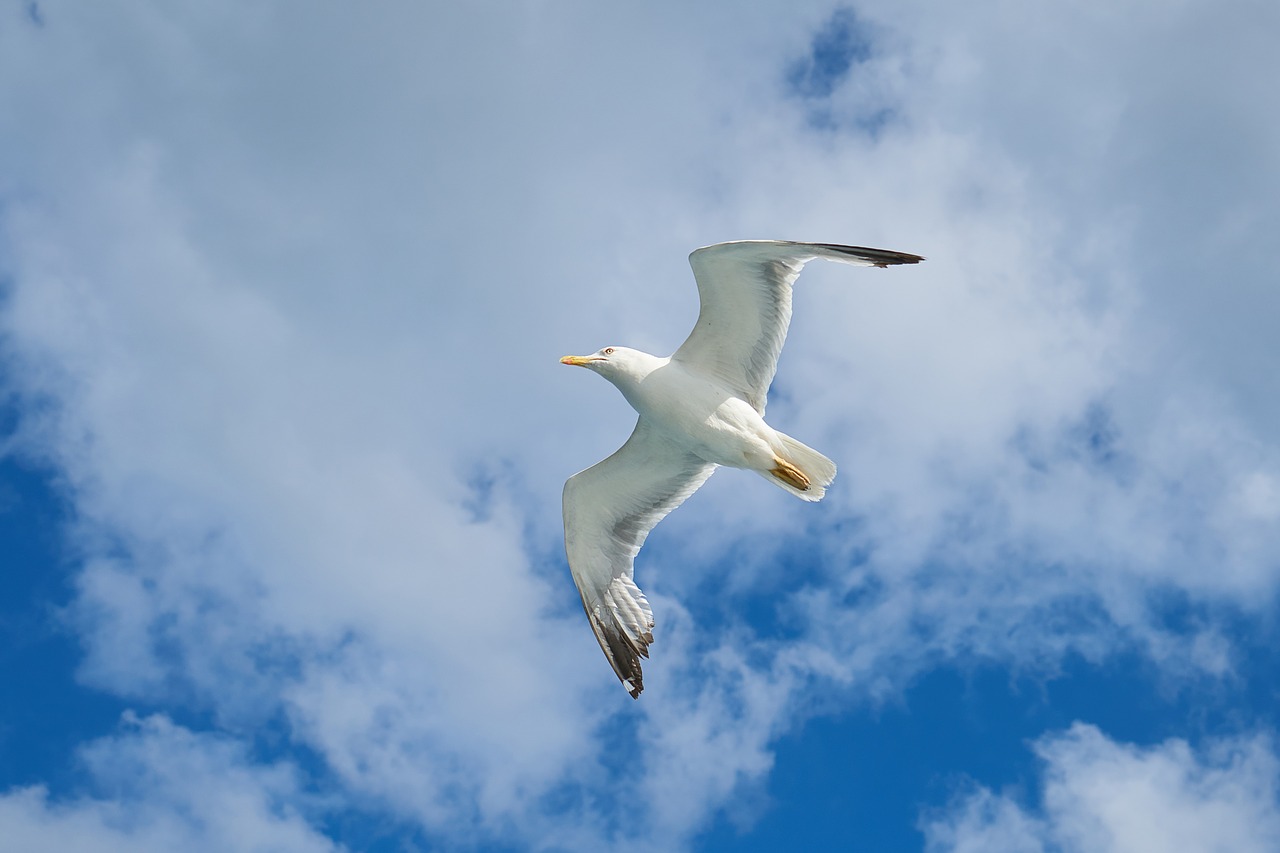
left=560, top=355, right=595, bottom=366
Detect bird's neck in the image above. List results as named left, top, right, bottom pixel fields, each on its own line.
left=608, top=353, right=667, bottom=410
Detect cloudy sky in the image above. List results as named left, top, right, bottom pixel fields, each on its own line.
left=2, top=1, right=1278, bottom=850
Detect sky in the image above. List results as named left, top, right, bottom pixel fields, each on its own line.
left=1, top=0, right=1278, bottom=850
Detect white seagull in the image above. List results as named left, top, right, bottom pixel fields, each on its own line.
left=561, top=240, right=923, bottom=697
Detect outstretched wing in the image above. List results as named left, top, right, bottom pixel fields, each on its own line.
left=673, top=241, right=923, bottom=414
left=563, top=418, right=717, bottom=698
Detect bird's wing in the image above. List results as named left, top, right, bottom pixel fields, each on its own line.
left=563, top=418, right=717, bottom=698
left=672, top=241, right=923, bottom=414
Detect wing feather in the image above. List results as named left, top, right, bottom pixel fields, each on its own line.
left=672, top=240, right=923, bottom=413
left=563, top=419, right=716, bottom=697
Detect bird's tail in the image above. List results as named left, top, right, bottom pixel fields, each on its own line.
left=762, top=431, right=837, bottom=502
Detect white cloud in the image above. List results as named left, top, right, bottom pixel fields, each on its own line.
left=0, top=713, right=340, bottom=853
left=924, top=723, right=1280, bottom=853
left=0, top=0, right=1277, bottom=848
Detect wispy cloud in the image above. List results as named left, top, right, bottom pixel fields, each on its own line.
left=0, top=0, right=1276, bottom=849
left=0, top=713, right=340, bottom=852
left=924, top=723, right=1280, bottom=853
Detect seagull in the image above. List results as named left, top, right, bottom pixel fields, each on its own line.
left=561, top=240, right=923, bottom=697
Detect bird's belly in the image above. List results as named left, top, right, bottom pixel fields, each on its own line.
left=633, top=378, right=775, bottom=470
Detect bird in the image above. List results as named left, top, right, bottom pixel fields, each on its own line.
left=560, top=240, right=924, bottom=697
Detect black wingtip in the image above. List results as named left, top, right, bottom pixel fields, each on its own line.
left=813, top=243, right=925, bottom=266
left=583, top=601, right=649, bottom=699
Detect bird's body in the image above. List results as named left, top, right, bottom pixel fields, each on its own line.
left=606, top=351, right=781, bottom=475
left=561, top=240, right=923, bottom=697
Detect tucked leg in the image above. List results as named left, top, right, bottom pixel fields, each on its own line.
left=771, top=456, right=811, bottom=491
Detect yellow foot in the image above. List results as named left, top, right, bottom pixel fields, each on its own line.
left=771, top=457, right=811, bottom=491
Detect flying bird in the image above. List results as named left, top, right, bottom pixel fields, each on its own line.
left=561, top=240, right=923, bottom=697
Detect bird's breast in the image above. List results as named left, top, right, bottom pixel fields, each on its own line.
left=625, top=365, right=770, bottom=466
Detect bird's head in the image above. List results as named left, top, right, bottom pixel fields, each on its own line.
left=559, top=346, right=618, bottom=370
left=559, top=346, right=659, bottom=384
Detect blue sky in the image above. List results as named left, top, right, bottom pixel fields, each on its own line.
left=2, top=1, right=1279, bottom=851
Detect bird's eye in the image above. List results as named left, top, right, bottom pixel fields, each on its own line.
left=603, top=347, right=615, bottom=355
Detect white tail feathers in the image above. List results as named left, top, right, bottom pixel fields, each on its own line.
left=763, top=431, right=837, bottom=501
